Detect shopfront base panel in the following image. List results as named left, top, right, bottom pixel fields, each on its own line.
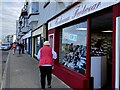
left=53, top=64, right=88, bottom=89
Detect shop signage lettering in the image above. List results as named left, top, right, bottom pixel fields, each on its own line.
left=55, top=16, right=70, bottom=25
left=53, top=2, right=101, bottom=28
left=55, top=2, right=101, bottom=25
left=48, top=0, right=120, bottom=30
left=72, top=2, right=101, bottom=19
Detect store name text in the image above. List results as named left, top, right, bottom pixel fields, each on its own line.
left=55, top=2, right=101, bottom=25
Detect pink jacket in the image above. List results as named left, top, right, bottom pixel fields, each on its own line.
left=38, top=46, right=54, bottom=66
left=12, top=43, right=16, bottom=49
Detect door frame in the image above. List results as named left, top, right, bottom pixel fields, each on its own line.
left=48, top=34, right=54, bottom=49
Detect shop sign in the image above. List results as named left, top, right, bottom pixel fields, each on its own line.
left=22, top=31, right=31, bottom=39
left=32, top=26, right=43, bottom=37
left=48, top=0, right=120, bottom=30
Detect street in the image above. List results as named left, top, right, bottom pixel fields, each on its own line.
left=0, top=50, right=70, bottom=89
left=0, top=50, right=9, bottom=88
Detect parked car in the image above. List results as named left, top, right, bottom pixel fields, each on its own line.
left=1, top=43, right=11, bottom=50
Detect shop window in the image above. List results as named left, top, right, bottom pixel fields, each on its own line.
left=59, top=21, right=87, bottom=75
left=28, top=2, right=39, bottom=15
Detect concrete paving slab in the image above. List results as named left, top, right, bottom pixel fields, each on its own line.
left=1, top=50, right=71, bottom=89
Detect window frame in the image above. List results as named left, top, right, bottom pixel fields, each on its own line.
left=59, top=20, right=88, bottom=75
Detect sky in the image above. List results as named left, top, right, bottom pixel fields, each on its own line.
left=0, top=0, right=24, bottom=40
left=0, top=0, right=117, bottom=40
left=0, top=0, right=65, bottom=40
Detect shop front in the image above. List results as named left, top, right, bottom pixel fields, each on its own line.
left=32, top=25, right=47, bottom=58
left=22, top=31, right=32, bottom=55
left=48, top=1, right=120, bottom=89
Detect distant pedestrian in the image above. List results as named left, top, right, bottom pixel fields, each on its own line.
left=36, top=41, right=57, bottom=89
left=11, top=42, right=16, bottom=55
left=18, top=43, right=22, bottom=55
left=16, top=42, right=19, bottom=51
left=21, top=43, right=24, bottom=54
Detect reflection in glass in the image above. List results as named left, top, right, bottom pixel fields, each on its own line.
left=28, top=2, right=39, bottom=14
left=59, top=21, right=87, bottom=75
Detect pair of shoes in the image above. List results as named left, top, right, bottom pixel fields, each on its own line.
left=48, top=85, right=51, bottom=88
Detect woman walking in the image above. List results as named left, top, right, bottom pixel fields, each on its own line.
left=11, top=42, right=16, bottom=55
left=36, top=41, right=57, bottom=89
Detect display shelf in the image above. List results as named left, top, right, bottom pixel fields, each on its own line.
left=91, top=56, right=107, bottom=88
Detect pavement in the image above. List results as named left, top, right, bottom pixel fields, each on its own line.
left=0, top=50, right=2, bottom=88
left=0, top=50, right=71, bottom=89
left=0, top=50, right=9, bottom=77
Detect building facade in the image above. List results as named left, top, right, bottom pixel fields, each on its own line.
left=16, top=1, right=120, bottom=89
left=48, top=1, right=120, bottom=89
left=31, top=2, right=74, bottom=58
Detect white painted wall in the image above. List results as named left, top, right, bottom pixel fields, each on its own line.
left=37, top=2, right=66, bottom=27
left=115, top=16, right=120, bottom=89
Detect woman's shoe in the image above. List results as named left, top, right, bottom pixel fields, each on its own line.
left=48, top=85, right=51, bottom=88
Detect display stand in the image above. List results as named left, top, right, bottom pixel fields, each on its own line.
left=91, top=56, right=107, bottom=88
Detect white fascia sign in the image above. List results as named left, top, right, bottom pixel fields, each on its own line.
left=48, top=0, right=120, bottom=30
left=22, top=31, right=31, bottom=39
left=32, top=26, right=43, bottom=37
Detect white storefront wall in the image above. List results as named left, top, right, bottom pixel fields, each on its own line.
left=32, top=26, right=43, bottom=37
left=48, top=0, right=120, bottom=89
left=115, top=17, right=120, bottom=89
left=22, top=31, right=31, bottom=39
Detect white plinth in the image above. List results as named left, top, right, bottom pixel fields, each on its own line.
left=91, top=56, right=107, bottom=89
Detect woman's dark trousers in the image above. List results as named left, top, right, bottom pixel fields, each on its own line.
left=39, top=66, right=52, bottom=89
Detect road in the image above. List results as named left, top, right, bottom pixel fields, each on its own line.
left=0, top=50, right=9, bottom=87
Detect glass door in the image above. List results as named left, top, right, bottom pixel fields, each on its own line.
left=90, top=12, right=112, bottom=89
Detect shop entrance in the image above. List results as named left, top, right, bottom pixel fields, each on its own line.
left=90, top=12, right=112, bottom=89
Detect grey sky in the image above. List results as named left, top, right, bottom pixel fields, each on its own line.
left=0, top=1, right=24, bottom=39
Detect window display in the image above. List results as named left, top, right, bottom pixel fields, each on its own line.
left=59, top=21, right=87, bottom=75
left=91, top=39, right=104, bottom=56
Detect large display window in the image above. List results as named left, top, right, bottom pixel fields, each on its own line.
left=59, top=21, right=87, bottom=75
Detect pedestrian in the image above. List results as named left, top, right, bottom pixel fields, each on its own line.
left=16, top=42, right=19, bottom=51
left=11, top=42, right=16, bottom=55
left=36, top=41, right=57, bottom=89
left=21, top=43, right=24, bottom=54
left=18, top=43, right=22, bottom=55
